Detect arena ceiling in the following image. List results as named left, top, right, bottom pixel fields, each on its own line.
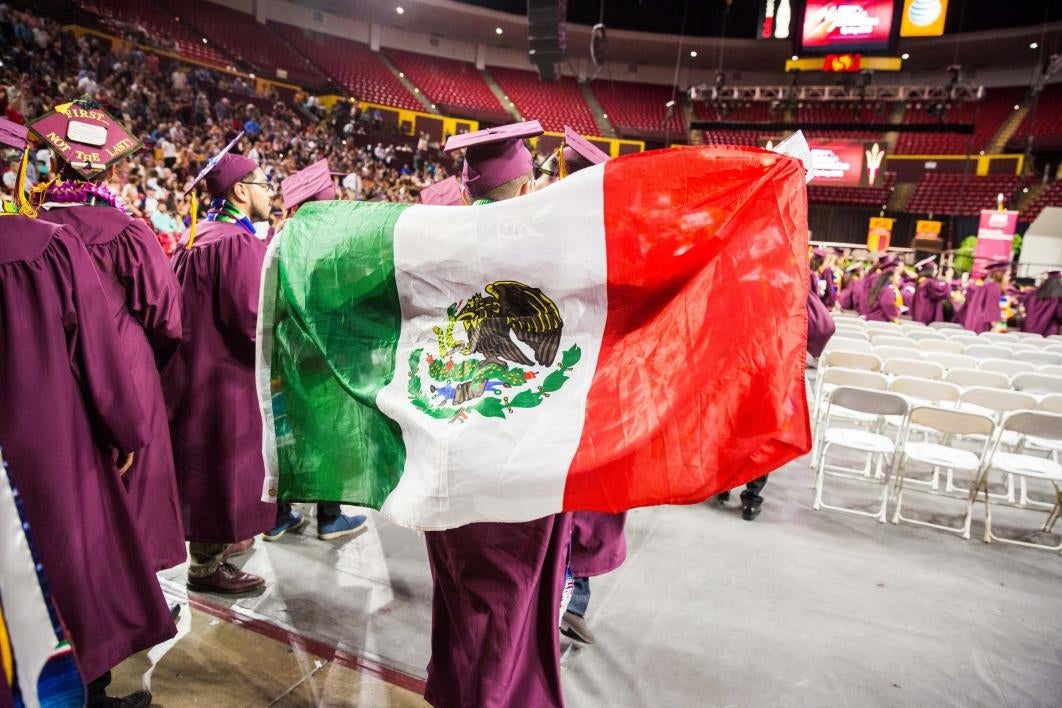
left=299, top=1, right=1062, bottom=75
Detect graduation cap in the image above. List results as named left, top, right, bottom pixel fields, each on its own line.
left=0, top=118, right=28, bottom=151
left=184, top=131, right=257, bottom=198
left=28, top=96, right=141, bottom=180
left=985, top=260, right=1010, bottom=274
left=419, top=176, right=464, bottom=206
left=811, top=247, right=828, bottom=258
left=444, top=120, right=543, bottom=198
left=561, top=125, right=609, bottom=175
left=281, top=158, right=335, bottom=211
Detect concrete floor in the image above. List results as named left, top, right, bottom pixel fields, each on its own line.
left=111, top=451, right=1062, bottom=707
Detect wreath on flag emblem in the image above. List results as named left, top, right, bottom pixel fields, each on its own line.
left=408, top=280, right=581, bottom=422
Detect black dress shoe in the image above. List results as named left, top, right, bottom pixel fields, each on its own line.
left=561, top=610, right=596, bottom=644
left=716, top=490, right=731, bottom=503
left=90, top=690, right=152, bottom=708
left=741, top=504, right=762, bottom=521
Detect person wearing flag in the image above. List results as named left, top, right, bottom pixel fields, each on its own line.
left=422, top=120, right=574, bottom=708
left=30, top=98, right=187, bottom=573
left=162, top=138, right=276, bottom=594
left=0, top=117, right=173, bottom=708
left=543, top=127, right=628, bottom=647
left=264, top=158, right=369, bottom=543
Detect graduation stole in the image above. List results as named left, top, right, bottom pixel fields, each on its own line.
left=206, top=198, right=256, bottom=236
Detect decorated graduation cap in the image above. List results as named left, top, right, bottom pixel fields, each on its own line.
left=281, top=158, right=336, bottom=211
left=561, top=125, right=609, bottom=175
left=444, top=120, right=542, bottom=199
left=419, top=176, right=464, bottom=206
left=184, top=132, right=258, bottom=199
left=0, top=117, right=34, bottom=216
left=29, top=96, right=141, bottom=180
left=0, top=118, right=28, bottom=151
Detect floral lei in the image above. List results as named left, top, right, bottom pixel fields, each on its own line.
left=39, top=180, right=127, bottom=211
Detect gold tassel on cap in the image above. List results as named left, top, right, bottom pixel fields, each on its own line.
left=186, top=191, right=199, bottom=249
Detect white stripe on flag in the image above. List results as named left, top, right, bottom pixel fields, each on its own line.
left=377, top=165, right=609, bottom=529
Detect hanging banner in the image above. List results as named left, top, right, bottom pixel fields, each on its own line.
left=972, top=209, right=1018, bottom=277
left=867, top=216, right=894, bottom=251
left=915, top=219, right=942, bottom=239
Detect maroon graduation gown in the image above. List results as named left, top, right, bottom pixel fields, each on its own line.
left=41, top=205, right=186, bottom=570
left=855, top=275, right=874, bottom=316
left=961, top=280, right=1003, bottom=333
left=807, top=290, right=837, bottom=357
left=838, top=279, right=860, bottom=311
left=865, top=282, right=900, bottom=322
left=570, top=512, right=627, bottom=578
left=910, top=277, right=951, bottom=325
left=1022, top=293, right=1062, bottom=337
left=424, top=513, right=572, bottom=708
left=162, top=220, right=275, bottom=543
left=0, top=218, right=175, bottom=681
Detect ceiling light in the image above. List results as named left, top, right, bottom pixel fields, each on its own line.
left=791, top=55, right=798, bottom=61
left=1014, top=104, right=1020, bottom=110
left=690, top=50, right=698, bottom=58
left=1030, top=42, right=1038, bottom=49
left=496, top=27, right=503, bottom=35
left=602, top=113, right=608, bottom=119
left=396, top=6, right=404, bottom=14
left=901, top=53, right=910, bottom=60
left=202, top=37, right=208, bottom=44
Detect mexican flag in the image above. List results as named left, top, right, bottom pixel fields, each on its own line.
left=257, top=145, right=812, bottom=531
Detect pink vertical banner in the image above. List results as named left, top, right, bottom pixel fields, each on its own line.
left=972, top=210, right=1018, bottom=278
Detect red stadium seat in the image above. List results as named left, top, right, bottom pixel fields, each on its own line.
left=385, top=49, right=507, bottom=121
left=591, top=79, right=684, bottom=139
left=489, top=67, right=598, bottom=135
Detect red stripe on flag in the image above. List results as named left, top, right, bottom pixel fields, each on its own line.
left=564, top=147, right=812, bottom=512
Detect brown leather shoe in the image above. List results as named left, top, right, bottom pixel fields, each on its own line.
left=187, top=562, right=265, bottom=594
left=222, top=537, right=255, bottom=560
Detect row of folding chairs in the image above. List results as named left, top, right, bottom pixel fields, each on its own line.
left=830, top=331, right=1062, bottom=365
left=827, top=341, right=1062, bottom=377
left=813, top=350, right=1062, bottom=397
left=812, top=381, right=1062, bottom=553
left=832, top=314, right=1062, bottom=347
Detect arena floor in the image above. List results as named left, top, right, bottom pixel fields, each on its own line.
left=111, top=451, right=1062, bottom=707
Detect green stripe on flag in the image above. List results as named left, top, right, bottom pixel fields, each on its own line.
left=270, top=200, right=410, bottom=507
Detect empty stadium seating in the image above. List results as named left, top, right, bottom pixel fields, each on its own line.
left=385, top=49, right=506, bottom=121
left=895, top=87, right=1025, bottom=155
left=1020, top=180, right=1062, bottom=222
left=906, top=173, right=1021, bottom=216
left=489, top=67, right=598, bottom=135
left=695, top=101, right=772, bottom=146
left=175, top=0, right=322, bottom=86
left=796, top=103, right=892, bottom=140
left=808, top=172, right=896, bottom=207
left=591, top=79, right=684, bottom=139
left=1010, top=83, right=1062, bottom=149
left=76, top=0, right=231, bottom=67
left=278, top=25, right=421, bottom=111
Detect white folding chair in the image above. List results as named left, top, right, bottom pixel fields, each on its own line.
left=1046, top=335, right=1062, bottom=342
left=977, top=358, right=1037, bottom=376
left=930, top=353, right=977, bottom=371
left=979, top=332, right=1021, bottom=345
left=930, top=321, right=964, bottom=330
left=810, top=368, right=891, bottom=467
left=1045, top=346, right=1062, bottom=356
left=813, top=387, right=910, bottom=523
left=1038, top=394, right=1062, bottom=415
left=875, top=345, right=921, bottom=361
left=946, top=368, right=1010, bottom=390
left=821, top=350, right=882, bottom=372
left=883, top=358, right=945, bottom=380
left=965, top=345, right=1013, bottom=360
left=1011, top=373, right=1062, bottom=396
left=865, top=321, right=902, bottom=332
left=892, top=406, right=996, bottom=537
left=957, top=387, right=1040, bottom=502
left=870, top=334, right=913, bottom=348
left=1012, top=332, right=1045, bottom=341
left=833, top=327, right=869, bottom=340
left=917, top=339, right=966, bottom=355
left=976, top=411, right=1062, bottom=552
left=1041, top=365, right=1062, bottom=377
left=827, top=337, right=874, bottom=354
left=905, top=330, right=948, bottom=342
left=944, top=331, right=979, bottom=342
left=1014, top=351, right=1062, bottom=367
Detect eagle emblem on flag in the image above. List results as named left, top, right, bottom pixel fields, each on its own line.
left=409, top=280, right=581, bottom=422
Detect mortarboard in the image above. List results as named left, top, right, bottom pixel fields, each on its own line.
left=29, top=97, right=141, bottom=180
left=811, top=247, right=828, bottom=258
left=0, top=118, right=28, bottom=151
left=1044, top=270, right=1060, bottom=278
left=561, top=125, right=609, bottom=175
left=444, top=120, right=543, bottom=198
left=914, top=256, right=937, bottom=270
left=420, top=176, right=464, bottom=206
left=985, top=260, right=1010, bottom=273
left=281, top=158, right=336, bottom=211
left=184, top=131, right=257, bottom=198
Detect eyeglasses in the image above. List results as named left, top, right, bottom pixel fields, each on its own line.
left=240, top=181, right=274, bottom=191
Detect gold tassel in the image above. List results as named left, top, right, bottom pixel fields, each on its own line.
left=13, top=149, right=38, bottom=217
left=557, top=146, right=569, bottom=180
left=186, top=191, right=199, bottom=249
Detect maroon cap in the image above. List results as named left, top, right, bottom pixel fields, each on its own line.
left=28, top=97, right=141, bottom=179
left=811, top=247, right=828, bottom=258
left=1047, top=271, right=1061, bottom=278
left=185, top=132, right=258, bottom=197
left=444, top=120, right=542, bottom=198
left=420, top=176, right=464, bottom=206
left=985, top=260, right=1010, bottom=273
left=561, top=125, right=609, bottom=173
left=282, top=158, right=335, bottom=210
left=0, top=118, right=28, bottom=151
